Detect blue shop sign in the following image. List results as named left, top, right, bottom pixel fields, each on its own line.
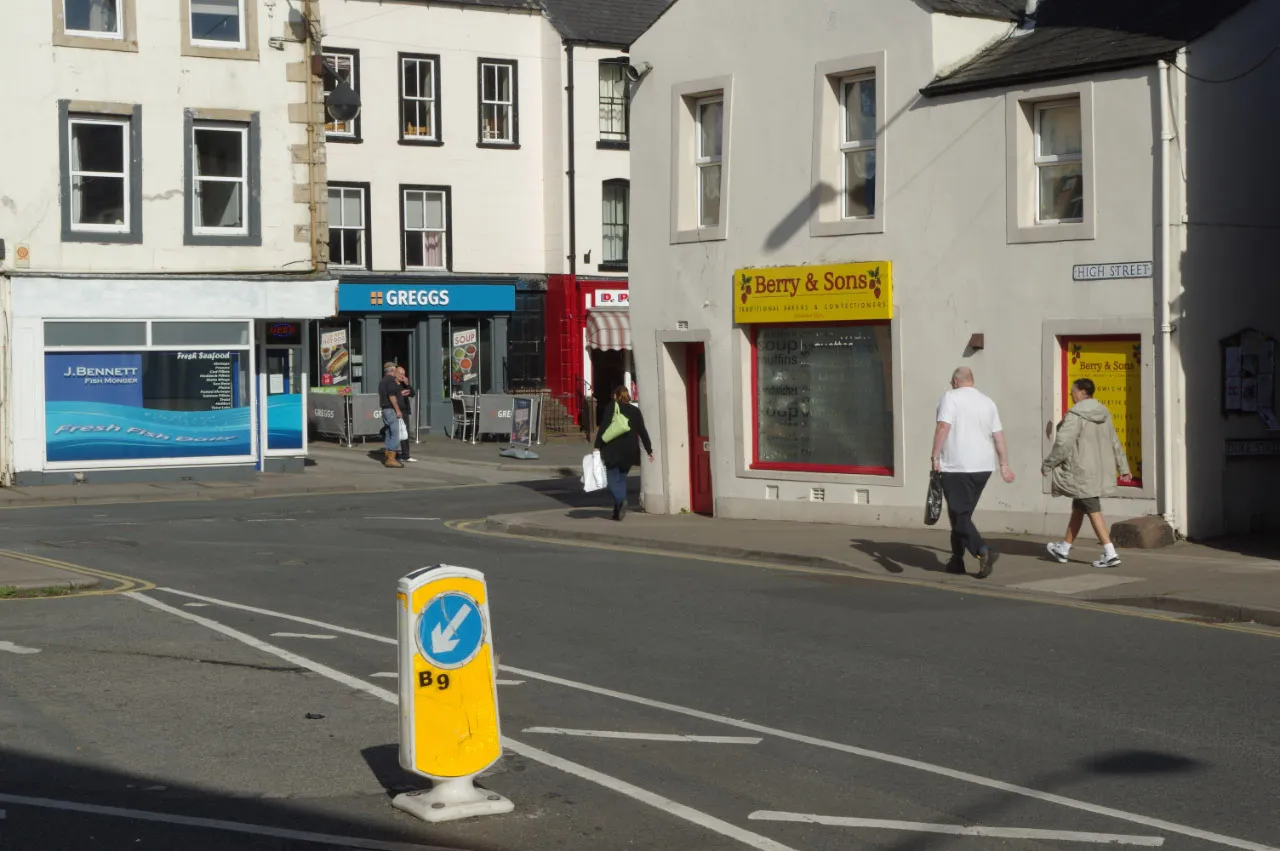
left=338, top=283, right=516, bottom=313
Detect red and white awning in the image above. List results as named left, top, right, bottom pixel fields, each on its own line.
left=586, top=309, right=632, bottom=351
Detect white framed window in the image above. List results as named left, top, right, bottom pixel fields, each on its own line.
left=401, top=54, right=439, bottom=142
left=840, top=74, right=876, bottom=219
left=64, top=0, right=121, bottom=38
left=602, top=179, right=629, bottom=267
left=695, top=96, right=723, bottom=228
left=328, top=185, right=368, bottom=269
left=324, top=49, right=359, bottom=139
left=190, top=0, right=245, bottom=49
left=402, top=186, right=449, bottom=271
left=479, top=60, right=517, bottom=145
left=192, top=123, right=249, bottom=235
left=599, top=61, right=629, bottom=144
left=67, top=116, right=129, bottom=233
left=1034, top=100, right=1083, bottom=224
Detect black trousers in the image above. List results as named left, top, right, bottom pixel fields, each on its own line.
left=940, top=471, right=991, bottom=559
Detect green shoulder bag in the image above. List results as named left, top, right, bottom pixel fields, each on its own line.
left=601, top=403, right=632, bottom=444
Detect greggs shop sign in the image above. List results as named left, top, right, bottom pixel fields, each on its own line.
left=734, top=261, right=893, bottom=324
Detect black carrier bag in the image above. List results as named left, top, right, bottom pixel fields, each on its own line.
left=924, top=471, right=944, bottom=526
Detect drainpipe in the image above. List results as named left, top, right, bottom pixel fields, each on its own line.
left=565, top=43, right=578, bottom=282
left=304, top=0, right=324, bottom=274
left=1157, top=59, right=1176, bottom=526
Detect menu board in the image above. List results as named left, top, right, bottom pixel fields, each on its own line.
left=755, top=325, right=893, bottom=471
left=143, top=352, right=241, bottom=412
left=451, top=327, right=479, bottom=386
left=319, top=327, right=350, bottom=387
left=1063, top=337, right=1142, bottom=485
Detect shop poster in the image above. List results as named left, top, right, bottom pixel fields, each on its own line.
left=319, top=328, right=350, bottom=387
left=451, top=328, right=478, bottom=385
left=510, top=397, right=532, bottom=447
left=1063, top=338, right=1142, bottom=486
left=45, top=352, right=251, bottom=463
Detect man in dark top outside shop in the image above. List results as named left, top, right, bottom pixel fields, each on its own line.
left=377, top=362, right=404, bottom=468
left=395, top=365, right=418, bottom=463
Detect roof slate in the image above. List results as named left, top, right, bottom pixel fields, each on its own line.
left=417, top=0, right=543, bottom=10
left=540, top=0, right=675, bottom=47
left=915, top=0, right=1022, bottom=21
left=923, top=0, right=1256, bottom=95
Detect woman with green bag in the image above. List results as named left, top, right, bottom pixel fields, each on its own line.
left=594, top=386, right=654, bottom=520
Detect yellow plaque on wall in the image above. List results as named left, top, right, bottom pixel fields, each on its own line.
left=734, top=261, right=892, bottom=324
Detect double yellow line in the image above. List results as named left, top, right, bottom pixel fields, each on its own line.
left=0, top=549, right=155, bottom=600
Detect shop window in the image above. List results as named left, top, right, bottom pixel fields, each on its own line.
left=477, top=59, right=518, bottom=147
left=400, top=53, right=440, bottom=143
left=323, top=48, right=361, bottom=141
left=328, top=183, right=370, bottom=270
left=59, top=102, right=143, bottom=244
left=151, top=321, right=250, bottom=346
left=185, top=111, right=261, bottom=246
left=55, top=0, right=137, bottom=51
left=401, top=185, right=450, bottom=271
left=45, top=321, right=146, bottom=347
left=752, top=324, right=894, bottom=474
left=599, top=59, right=629, bottom=148
left=601, top=179, right=629, bottom=270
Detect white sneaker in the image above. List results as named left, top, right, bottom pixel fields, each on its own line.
left=1046, top=541, right=1070, bottom=564
left=1092, top=553, right=1122, bottom=568
left=405, top=457, right=419, bottom=463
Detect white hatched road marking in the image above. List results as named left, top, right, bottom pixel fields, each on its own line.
left=0, top=793, right=450, bottom=851
left=126, top=593, right=800, bottom=851
left=0, top=641, right=41, bottom=655
left=749, top=812, right=1164, bottom=846
left=370, top=672, right=397, bottom=679
left=1009, top=575, right=1143, bottom=595
left=497, top=679, right=525, bottom=686
left=270, top=632, right=336, bottom=640
left=142, top=589, right=1280, bottom=851
left=365, top=517, right=441, bottom=521
left=525, top=728, right=762, bottom=744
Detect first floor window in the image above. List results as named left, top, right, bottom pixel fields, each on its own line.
left=401, top=54, right=438, bottom=141
left=68, top=116, right=129, bottom=231
left=599, top=60, right=629, bottom=142
left=753, top=324, right=893, bottom=474
left=602, top=180, right=629, bottom=266
left=192, top=122, right=248, bottom=233
left=324, top=50, right=359, bottom=138
left=695, top=96, right=723, bottom=228
left=1035, top=99, right=1083, bottom=223
left=840, top=74, right=876, bottom=218
left=65, top=0, right=120, bottom=37
left=479, top=60, right=516, bottom=144
left=402, top=187, right=448, bottom=270
left=191, top=0, right=243, bottom=47
left=328, top=185, right=367, bottom=268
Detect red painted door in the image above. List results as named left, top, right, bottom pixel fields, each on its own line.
left=687, top=344, right=713, bottom=516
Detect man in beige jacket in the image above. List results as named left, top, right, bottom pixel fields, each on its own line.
left=1042, top=378, right=1133, bottom=568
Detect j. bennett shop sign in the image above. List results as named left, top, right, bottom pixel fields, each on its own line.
left=734, top=261, right=893, bottom=324
left=337, top=283, right=516, bottom=313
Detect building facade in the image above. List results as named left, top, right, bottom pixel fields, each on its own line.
left=627, top=0, right=1280, bottom=538
left=316, top=0, right=665, bottom=433
left=1, top=0, right=334, bottom=485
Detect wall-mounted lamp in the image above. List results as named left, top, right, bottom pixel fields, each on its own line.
left=312, top=54, right=362, bottom=123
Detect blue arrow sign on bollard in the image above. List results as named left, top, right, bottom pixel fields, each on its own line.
left=417, top=591, right=485, bottom=670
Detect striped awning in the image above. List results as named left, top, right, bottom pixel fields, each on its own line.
left=586, top=308, right=632, bottom=351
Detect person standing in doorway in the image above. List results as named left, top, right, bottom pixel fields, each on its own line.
left=395, top=365, right=418, bottom=463
left=1043, top=378, right=1133, bottom=568
left=931, top=367, right=1015, bottom=578
left=594, top=386, right=654, bottom=521
left=377, top=362, right=404, bottom=469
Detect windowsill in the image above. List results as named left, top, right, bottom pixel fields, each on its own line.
left=1008, top=219, right=1095, bottom=244
left=183, top=44, right=259, bottom=61
left=328, top=135, right=363, bottom=145
left=672, top=225, right=726, bottom=244
left=53, top=32, right=138, bottom=52
left=63, top=229, right=142, bottom=245
left=402, top=267, right=451, bottom=273
left=477, top=141, right=520, bottom=150
left=185, top=231, right=262, bottom=247
left=597, top=140, right=630, bottom=151
left=597, top=262, right=629, bottom=273
left=400, top=138, right=444, bottom=147
left=810, top=213, right=885, bottom=238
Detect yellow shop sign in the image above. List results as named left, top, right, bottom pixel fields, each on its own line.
left=734, top=261, right=893, bottom=324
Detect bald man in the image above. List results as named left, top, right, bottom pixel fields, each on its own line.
left=930, top=367, right=1014, bottom=578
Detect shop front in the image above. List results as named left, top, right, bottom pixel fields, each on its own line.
left=545, top=275, right=631, bottom=425
left=8, top=277, right=335, bottom=484
left=319, top=280, right=517, bottom=433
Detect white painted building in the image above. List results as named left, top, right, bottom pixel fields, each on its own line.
left=0, top=0, right=333, bottom=484
left=628, top=0, right=1280, bottom=539
left=315, top=0, right=667, bottom=432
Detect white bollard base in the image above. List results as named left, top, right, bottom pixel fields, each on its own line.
left=392, top=777, right=514, bottom=823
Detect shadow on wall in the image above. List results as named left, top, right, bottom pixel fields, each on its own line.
left=1177, top=2, right=1280, bottom=538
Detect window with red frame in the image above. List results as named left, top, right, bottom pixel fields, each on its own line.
left=752, top=323, right=893, bottom=475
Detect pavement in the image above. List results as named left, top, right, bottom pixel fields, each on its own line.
left=485, top=508, right=1280, bottom=629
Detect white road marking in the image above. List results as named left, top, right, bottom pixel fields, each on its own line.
left=0, top=641, right=41, bottom=655
left=365, top=517, right=441, bottom=521
left=124, top=593, right=799, bottom=851
left=182, top=602, right=209, bottom=607
left=371, top=672, right=397, bottom=679
left=748, top=812, right=1164, bottom=845
left=0, top=793, right=450, bottom=851
left=243, top=518, right=297, bottom=523
left=525, top=728, right=761, bottom=744
left=1009, top=575, right=1143, bottom=595
left=269, top=632, right=336, bottom=640
left=140, top=590, right=1280, bottom=851
left=497, top=679, right=525, bottom=686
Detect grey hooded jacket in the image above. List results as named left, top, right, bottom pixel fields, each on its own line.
left=1041, top=398, right=1132, bottom=499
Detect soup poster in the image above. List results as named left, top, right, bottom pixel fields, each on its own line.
left=451, top=328, right=478, bottom=385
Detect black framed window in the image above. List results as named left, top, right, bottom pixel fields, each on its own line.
left=400, top=184, right=451, bottom=271
left=477, top=58, right=518, bottom=147
left=323, top=48, right=361, bottom=142
left=327, top=182, right=370, bottom=270
left=598, top=58, right=629, bottom=148
left=59, top=103, right=143, bottom=244
left=400, top=52, right=442, bottom=144
left=601, top=179, right=629, bottom=271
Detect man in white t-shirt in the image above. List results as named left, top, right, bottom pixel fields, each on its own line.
left=930, top=367, right=1015, bottom=578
